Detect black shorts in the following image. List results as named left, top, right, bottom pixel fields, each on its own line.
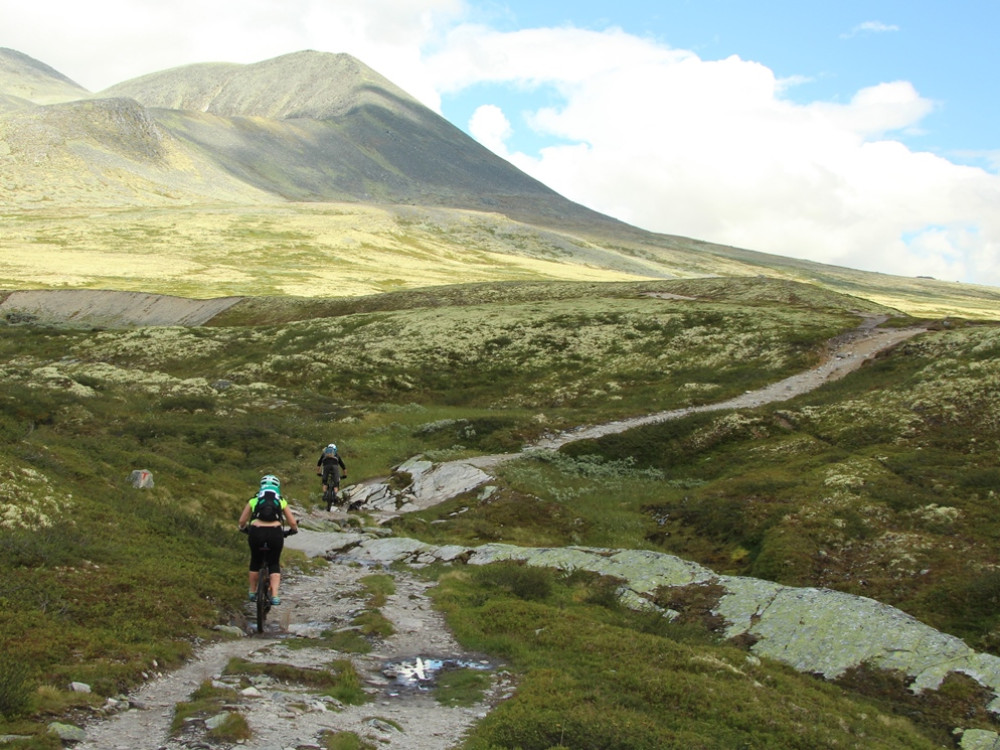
left=247, top=525, right=284, bottom=574
left=321, top=465, right=341, bottom=486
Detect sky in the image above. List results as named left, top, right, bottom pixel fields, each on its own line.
left=3, top=0, right=999, bottom=287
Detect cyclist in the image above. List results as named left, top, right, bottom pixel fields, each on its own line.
left=316, top=443, right=347, bottom=510
left=238, top=474, right=298, bottom=605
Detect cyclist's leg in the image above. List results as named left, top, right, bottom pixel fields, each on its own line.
left=264, top=527, right=285, bottom=601
left=247, top=527, right=265, bottom=598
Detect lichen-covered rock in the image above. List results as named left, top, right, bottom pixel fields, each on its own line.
left=48, top=722, right=86, bottom=742
left=408, top=461, right=491, bottom=508
left=716, top=582, right=977, bottom=687
left=347, top=456, right=492, bottom=515
left=128, top=469, right=154, bottom=488
left=959, top=728, right=1000, bottom=750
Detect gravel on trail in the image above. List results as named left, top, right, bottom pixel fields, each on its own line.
left=75, top=528, right=510, bottom=750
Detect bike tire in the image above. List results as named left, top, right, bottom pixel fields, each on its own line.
left=256, top=563, right=270, bottom=633
left=323, top=486, right=336, bottom=509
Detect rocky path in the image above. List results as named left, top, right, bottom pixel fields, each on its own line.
left=75, top=530, right=506, bottom=750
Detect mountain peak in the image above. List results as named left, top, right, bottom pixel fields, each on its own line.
left=100, top=50, right=421, bottom=120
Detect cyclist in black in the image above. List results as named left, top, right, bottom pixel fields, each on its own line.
left=316, top=443, right=347, bottom=510
left=238, top=474, right=298, bottom=605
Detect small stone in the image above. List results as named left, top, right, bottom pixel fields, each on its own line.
left=205, top=712, right=233, bottom=730
left=48, top=722, right=86, bottom=742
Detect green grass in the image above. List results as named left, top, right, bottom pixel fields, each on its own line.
left=1, top=277, right=998, bottom=744
left=430, top=564, right=943, bottom=748
left=434, top=667, right=492, bottom=707
left=222, top=658, right=369, bottom=705
left=171, top=681, right=242, bottom=733
left=320, top=730, right=377, bottom=750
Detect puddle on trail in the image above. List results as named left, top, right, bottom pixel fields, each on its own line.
left=383, top=656, right=493, bottom=693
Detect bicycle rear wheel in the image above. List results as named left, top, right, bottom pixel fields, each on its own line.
left=256, top=563, right=270, bottom=633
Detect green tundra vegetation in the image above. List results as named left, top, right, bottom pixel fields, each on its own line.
left=1, top=276, right=998, bottom=747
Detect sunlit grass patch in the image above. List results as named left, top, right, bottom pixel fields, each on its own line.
left=280, top=629, right=372, bottom=654
left=222, top=657, right=368, bottom=705
left=170, top=680, right=243, bottom=734
left=433, top=666, right=492, bottom=707
left=320, top=730, right=377, bottom=750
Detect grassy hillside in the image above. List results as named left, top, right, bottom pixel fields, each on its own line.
left=1, top=278, right=998, bottom=746
left=4, top=203, right=1000, bottom=320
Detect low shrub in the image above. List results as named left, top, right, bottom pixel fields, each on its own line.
left=0, top=661, right=32, bottom=719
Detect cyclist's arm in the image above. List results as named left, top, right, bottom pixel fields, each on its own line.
left=237, top=501, right=252, bottom=530
left=282, top=504, right=299, bottom=532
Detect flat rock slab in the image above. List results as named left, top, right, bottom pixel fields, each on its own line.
left=0, top=289, right=240, bottom=327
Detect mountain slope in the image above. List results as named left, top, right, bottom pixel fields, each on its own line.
left=100, top=50, right=624, bottom=230
left=0, top=47, right=89, bottom=108
left=0, top=96, right=272, bottom=206
left=1, top=48, right=998, bottom=318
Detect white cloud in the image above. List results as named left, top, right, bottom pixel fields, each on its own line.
left=429, top=25, right=1000, bottom=286
left=842, top=20, right=901, bottom=38
left=0, top=0, right=459, bottom=103
left=468, top=104, right=513, bottom=154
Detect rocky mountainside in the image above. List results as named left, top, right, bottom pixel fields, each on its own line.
left=99, top=50, right=422, bottom=120
left=3, top=47, right=998, bottom=317
left=0, top=48, right=622, bottom=231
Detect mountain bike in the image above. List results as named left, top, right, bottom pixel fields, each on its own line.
left=322, top=483, right=339, bottom=511
left=242, top=527, right=296, bottom=634
left=321, top=468, right=346, bottom=511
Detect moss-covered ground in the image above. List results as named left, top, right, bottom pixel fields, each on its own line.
left=1, top=277, right=997, bottom=746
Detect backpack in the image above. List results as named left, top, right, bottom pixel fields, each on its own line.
left=252, top=489, right=282, bottom=523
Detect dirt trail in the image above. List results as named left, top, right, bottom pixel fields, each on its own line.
left=72, top=318, right=927, bottom=748
left=463, top=318, right=927, bottom=469
left=529, top=319, right=926, bottom=451
left=76, top=528, right=505, bottom=750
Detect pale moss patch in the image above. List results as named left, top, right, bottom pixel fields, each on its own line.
left=688, top=413, right=767, bottom=451
left=76, top=326, right=234, bottom=366
left=907, top=503, right=963, bottom=526
left=29, top=365, right=98, bottom=398
left=0, top=459, right=67, bottom=530
left=821, top=458, right=889, bottom=492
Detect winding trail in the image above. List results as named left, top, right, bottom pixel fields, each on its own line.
left=70, top=317, right=928, bottom=749
left=438, top=318, right=926, bottom=479
left=531, top=318, right=925, bottom=451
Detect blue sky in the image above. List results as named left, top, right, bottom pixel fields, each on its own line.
left=3, top=0, right=999, bottom=287
left=451, top=0, right=998, bottom=169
